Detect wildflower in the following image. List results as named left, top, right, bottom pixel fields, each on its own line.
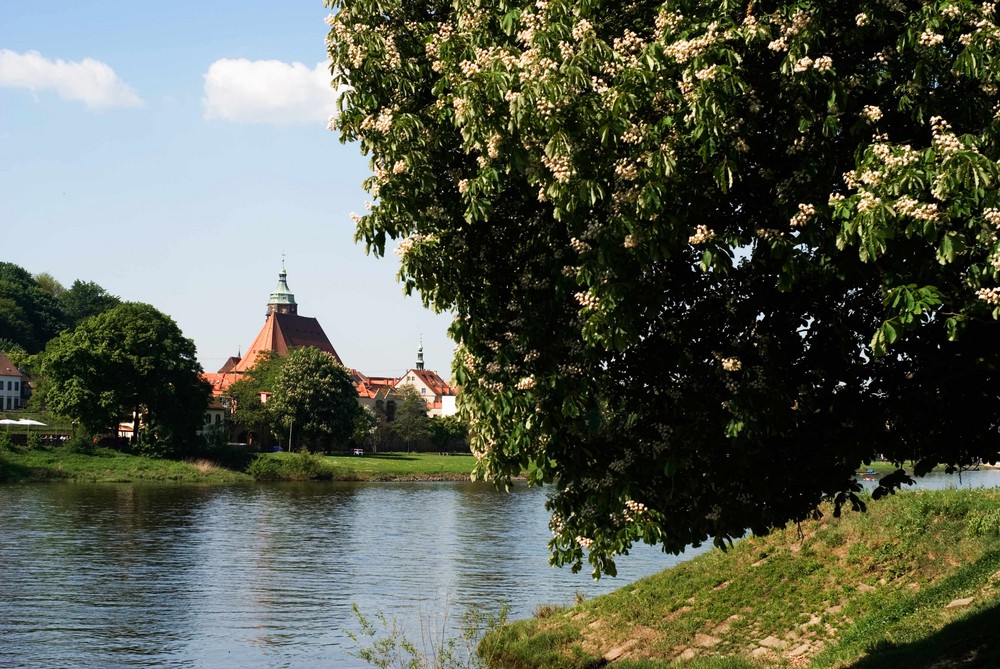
left=721, top=357, right=742, bottom=372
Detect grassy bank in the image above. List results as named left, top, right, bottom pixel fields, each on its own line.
left=0, top=446, right=477, bottom=484
left=488, top=489, right=1000, bottom=668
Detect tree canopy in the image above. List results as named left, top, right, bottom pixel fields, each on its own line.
left=327, top=0, right=1000, bottom=575
left=42, top=302, right=210, bottom=453
left=269, top=347, right=363, bottom=451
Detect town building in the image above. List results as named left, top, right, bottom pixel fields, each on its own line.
left=0, top=353, right=26, bottom=411
left=204, top=264, right=457, bottom=419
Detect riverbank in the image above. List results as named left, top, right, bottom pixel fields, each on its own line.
left=0, top=447, right=477, bottom=484
left=488, top=488, right=1000, bottom=668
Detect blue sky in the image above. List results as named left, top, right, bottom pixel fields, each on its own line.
left=1, top=1, right=455, bottom=378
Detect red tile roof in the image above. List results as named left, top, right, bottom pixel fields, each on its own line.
left=233, top=312, right=343, bottom=373
left=0, top=353, right=23, bottom=378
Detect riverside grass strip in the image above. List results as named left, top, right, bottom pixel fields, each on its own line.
left=487, top=489, right=1000, bottom=669
left=0, top=447, right=477, bottom=484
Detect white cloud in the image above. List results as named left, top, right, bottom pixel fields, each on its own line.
left=0, top=49, right=143, bottom=110
left=202, top=58, right=343, bottom=125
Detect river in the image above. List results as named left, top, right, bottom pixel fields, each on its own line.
left=1, top=471, right=997, bottom=668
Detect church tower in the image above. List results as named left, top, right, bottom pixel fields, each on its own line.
left=416, top=336, right=425, bottom=370
left=266, top=261, right=297, bottom=316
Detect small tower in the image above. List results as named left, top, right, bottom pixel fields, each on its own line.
left=416, top=336, right=425, bottom=370
left=267, top=261, right=298, bottom=317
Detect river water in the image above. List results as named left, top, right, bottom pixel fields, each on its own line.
left=1, top=471, right=997, bottom=668
left=0, top=481, right=700, bottom=668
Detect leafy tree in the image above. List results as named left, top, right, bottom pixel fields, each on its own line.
left=34, top=273, right=67, bottom=300
left=227, top=350, right=287, bottom=445
left=269, top=347, right=362, bottom=452
left=391, top=385, right=433, bottom=452
left=328, top=0, right=1000, bottom=575
left=42, top=302, right=210, bottom=454
left=431, top=414, right=469, bottom=452
left=60, top=280, right=121, bottom=327
left=0, top=340, right=29, bottom=369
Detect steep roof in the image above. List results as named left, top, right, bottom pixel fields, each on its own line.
left=217, top=356, right=241, bottom=374
left=0, top=353, right=23, bottom=379
left=399, top=368, right=457, bottom=397
left=232, top=312, right=343, bottom=373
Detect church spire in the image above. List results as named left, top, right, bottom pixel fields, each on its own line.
left=267, top=258, right=298, bottom=317
left=416, top=335, right=425, bottom=370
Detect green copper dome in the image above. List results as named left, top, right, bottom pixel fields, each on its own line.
left=268, top=263, right=297, bottom=307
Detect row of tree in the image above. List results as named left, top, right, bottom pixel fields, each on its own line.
left=2, top=261, right=469, bottom=457
left=227, top=348, right=467, bottom=452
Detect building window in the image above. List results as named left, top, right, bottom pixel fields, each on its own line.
left=12, top=399, right=19, bottom=409
left=5, top=397, right=10, bottom=410
left=14, top=381, right=18, bottom=391
left=205, top=414, right=211, bottom=424
left=420, top=388, right=426, bottom=394
left=6, top=381, right=10, bottom=391
left=215, top=414, right=222, bottom=424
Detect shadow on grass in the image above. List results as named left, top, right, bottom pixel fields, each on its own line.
left=847, top=602, right=1000, bottom=669
left=0, top=455, right=69, bottom=483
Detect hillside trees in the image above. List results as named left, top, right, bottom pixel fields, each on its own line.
left=327, top=0, right=1000, bottom=575
left=0, top=263, right=68, bottom=353
left=42, top=302, right=210, bottom=454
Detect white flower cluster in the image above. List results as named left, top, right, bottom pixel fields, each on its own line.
left=792, top=56, right=813, bottom=72
left=983, top=208, right=1000, bottom=226
left=856, top=13, right=869, bottom=26
left=862, top=105, right=883, bottom=122
left=828, top=192, right=846, bottom=205
left=575, top=291, right=601, bottom=309
left=621, top=124, right=645, bottom=144
left=814, top=55, right=833, bottom=71
left=614, top=158, right=639, bottom=180
left=576, top=536, right=594, bottom=549
left=931, top=116, right=963, bottom=158
left=394, top=234, right=423, bottom=257
left=722, top=357, right=742, bottom=372
left=570, top=237, right=591, bottom=254
left=613, top=29, right=645, bottom=54
left=942, top=4, right=962, bottom=17
left=458, top=179, right=469, bottom=194
left=790, top=203, right=816, bottom=228
left=327, top=115, right=337, bottom=132
left=894, top=196, right=940, bottom=222
left=756, top=228, right=783, bottom=240
left=976, top=286, right=1000, bottom=304
left=624, top=234, right=640, bottom=248
left=689, top=224, right=715, bottom=245
left=515, top=376, right=536, bottom=391
left=664, top=23, right=721, bottom=63
left=623, top=499, right=648, bottom=522
left=655, top=10, right=684, bottom=35
left=542, top=153, right=574, bottom=183
left=392, top=160, right=407, bottom=175
left=919, top=30, right=945, bottom=47
left=696, top=64, right=720, bottom=80
left=572, top=19, right=593, bottom=41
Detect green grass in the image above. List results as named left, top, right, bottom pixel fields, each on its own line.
left=0, top=446, right=251, bottom=483
left=487, top=489, right=1000, bottom=668
left=0, top=446, right=477, bottom=484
